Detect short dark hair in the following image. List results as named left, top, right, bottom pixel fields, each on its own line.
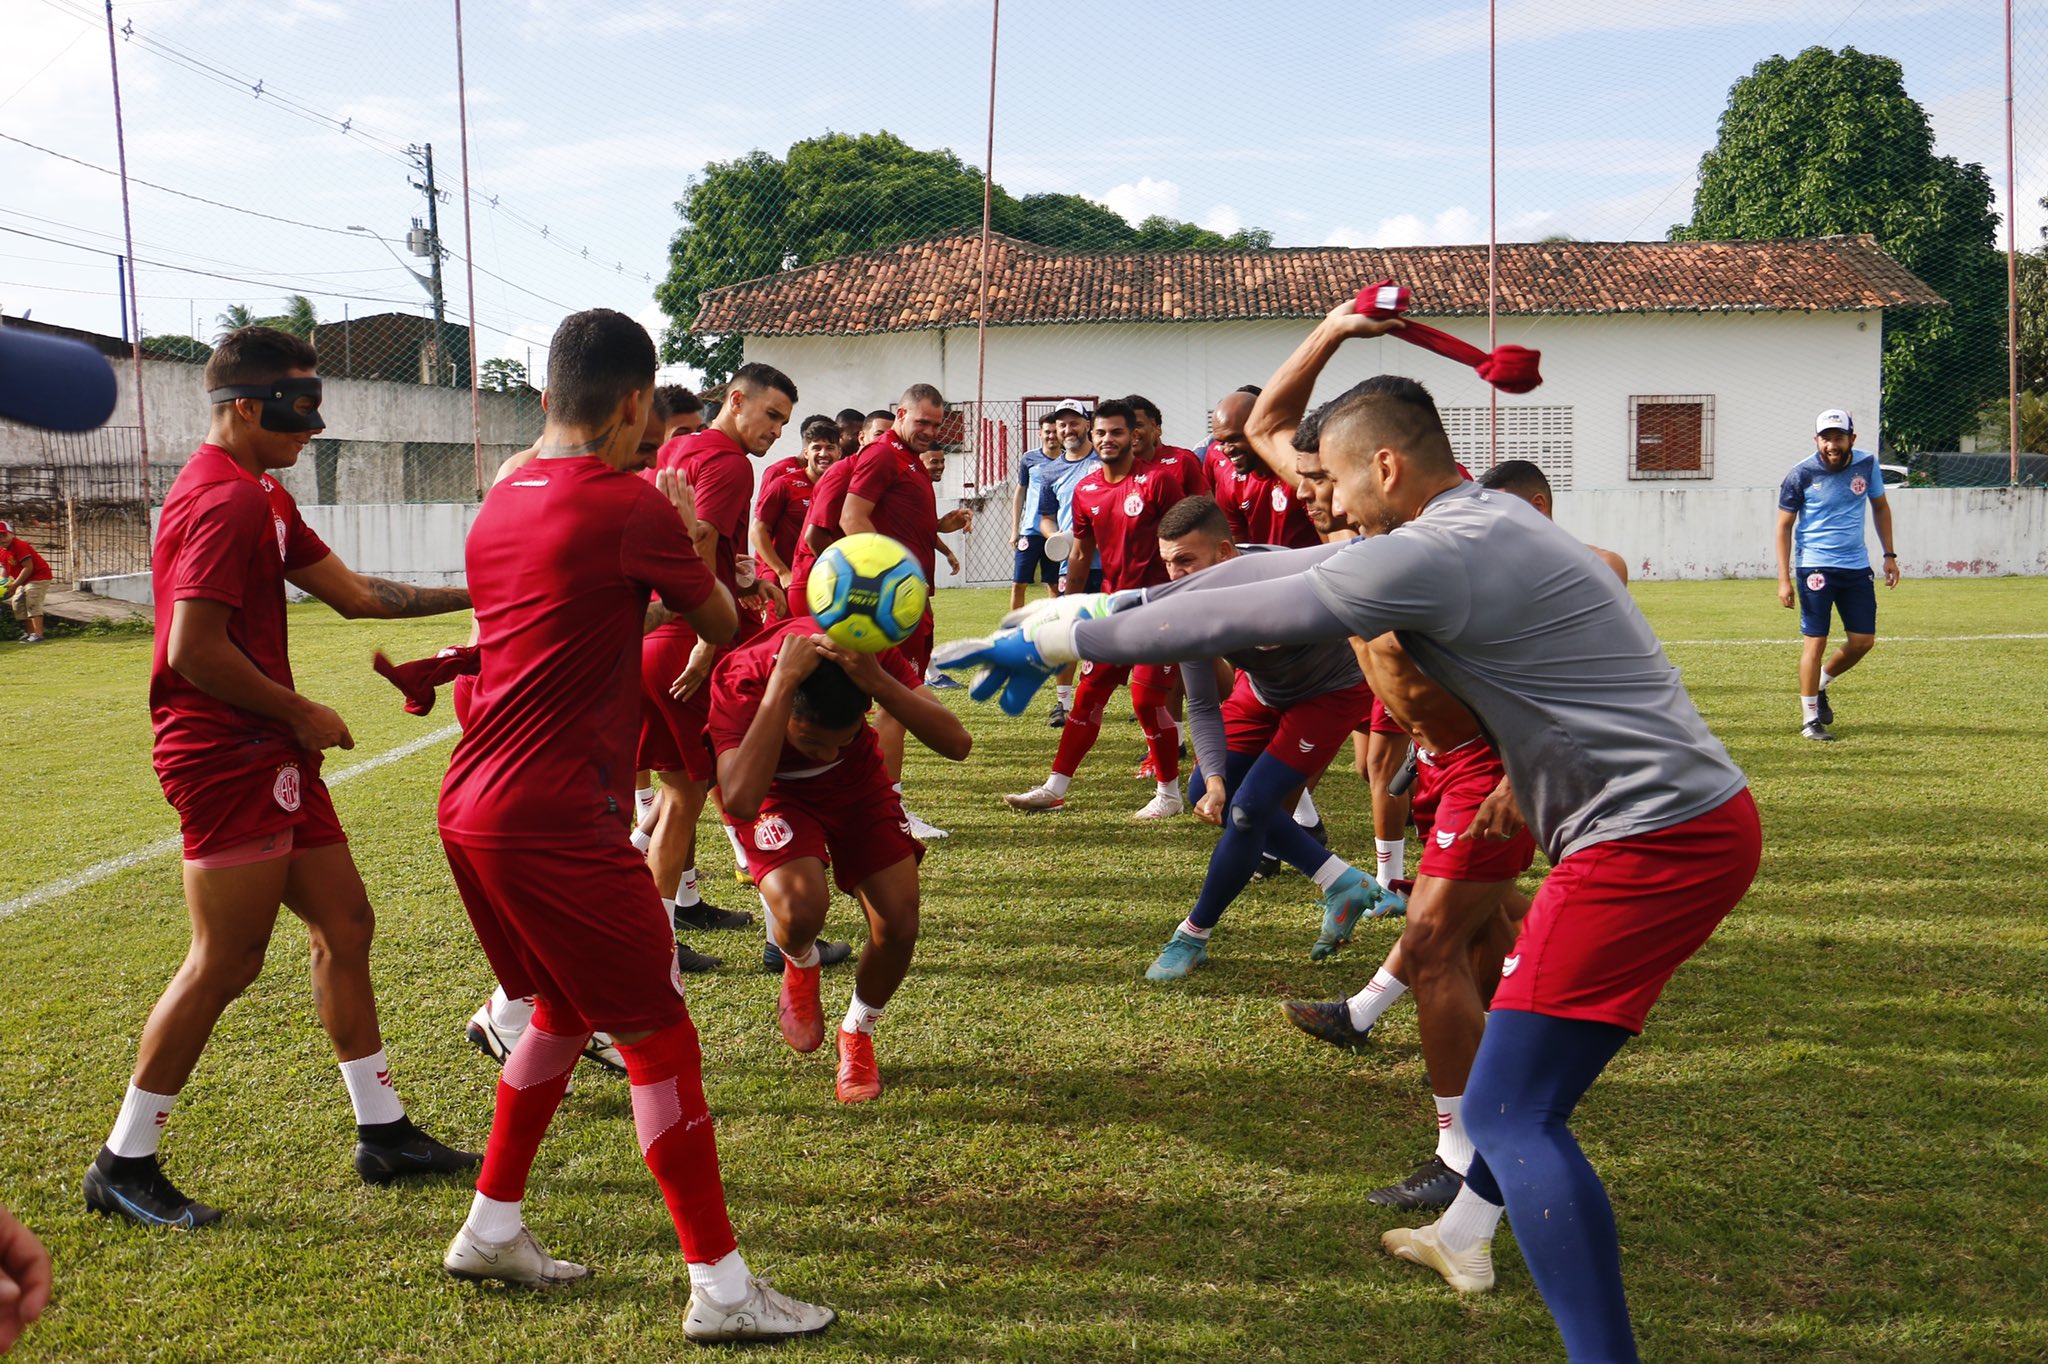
left=731, top=362, right=797, bottom=404
left=1039, top=412, right=1059, bottom=426
left=1294, top=375, right=1442, bottom=455
left=865, top=408, right=895, bottom=424
left=1157, top=494, right=1231, bottom=543
left=543, top=309, right=656, bottom=427
left=1479, top=459, right=1551, bottom=500
left=898, top=382, right=944, bottom=410
left=799, top=414, right=840, bottom=444
left=1123, top=394, right=1162, bottom=425
left=835, top=408, right=866, bottom=426
left=653, top=385, right=703, bottom=420
left=791, top=658, right=871, bottom=729
left=1317, top=376, right=1457, bottom=474
left=205, top=326, right=317, bottom=393
left=1093, top=397, right=1135, bottom=427
left=1235, top=384, right=1263, bottom=397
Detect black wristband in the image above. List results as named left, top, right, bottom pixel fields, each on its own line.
left=1883, top=553, right=1897, bottom=559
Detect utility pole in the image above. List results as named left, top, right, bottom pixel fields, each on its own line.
left=407, top=143, right=450, bottom=384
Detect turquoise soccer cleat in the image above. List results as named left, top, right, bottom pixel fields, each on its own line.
left=1310, top=868, right=1386, bottom=960
left=1144, top=928, right=1210, bottom=981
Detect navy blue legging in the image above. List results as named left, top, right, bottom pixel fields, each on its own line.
left=1464, top=1008, right=1638, bottom=1363
left=1184, top=748, right=1329, bottom=930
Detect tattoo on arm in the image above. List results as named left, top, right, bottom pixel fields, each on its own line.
left=645, top=601, right=677, bottom=632
left=364, top=577, right=471, bottom=618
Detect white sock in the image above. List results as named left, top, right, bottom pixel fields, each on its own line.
left=721, top=820, right=749, bottom=872
left=1436, top=1183, right=1504, bottom=1254
left=491, top=986, right=535, bottom=1033
left=1818, top=669, right=1836, bottom=691
left=676, top=868, right=701, bottom=909
left=1346, top=967, right=1408, bottom=1030
left=783, top=941, right=820, bottom=969
left=634, top=785, right=657, bottom=820
left=687, top=1247, right=753, bottom=1305
left=629, top=826, right=652, bottom=853
left=1434, top=1093, right=1475, bottom=1177
left=1293, top=789, right=1320, bottom=826
left=842, top=992, right=884, bottom=1035
left=1178, top=917, right=1212, bottom=940
left=463, top=1190, right=524, bottom=1243
left=1056, top=684, right=1074, bottom=706
left=1310, top=853, right=1350, bottom=894
left=1044, top=772, right=1072, bottom=797
left=1802, top=695, right=1820, bottom=723
left=892, top=781, right=904, bottom=796
left=1375, top=838, right=1405, bottom=883
left=1155, top=779, right=1176, bottom=802
left=339, top=1049, right=405, bottom=1126
left=106, top=1083, right=178, bottom=1158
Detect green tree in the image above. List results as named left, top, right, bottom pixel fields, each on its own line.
left=2016, top=197, right=2047, bottom=395
left=215, top=297, right=318, bottom=340
left=658, top=131, right=1272, bottom=383
left=214, top=303, right=255, bottom=337
left=140, top=334, right=213, bottom=364
left=1673, top=46, right=2005, bottom=453
left=479, top=357, right=530, bottom=392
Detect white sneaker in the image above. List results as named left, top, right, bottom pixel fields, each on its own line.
left=905, top=809, right=949, bottom=841
left=581, top=1032, right=626, bottom=1074
left=1381, top=1221, right=1495, bottom=1293
left=1003, top=784, right=1066, bottom=813
left=1131, top=790, right=1185, bottom=820
left=443, top=1224, right=591, bottom=1289
left=683, top=1274, right=837, bottom=1342
left=465, top=998, right=524, bottom=1065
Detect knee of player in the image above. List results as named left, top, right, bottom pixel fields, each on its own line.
left=866, top=897, right=921, bottom=946
left=1226, top=801, right=1262, bottom=833
left=1396, top=911, right=1466, bottom=969
left=188, top=939, right=270, bottom=997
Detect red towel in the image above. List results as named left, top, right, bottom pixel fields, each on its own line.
left=373, top=645, right=480, bottom=716
left=1354, top=280, right=1543, bottom=394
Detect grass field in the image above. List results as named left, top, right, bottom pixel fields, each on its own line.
left=1, top=578, right=2045, bottom=1362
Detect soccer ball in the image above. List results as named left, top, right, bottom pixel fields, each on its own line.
left=806, top=533, right=928, bottom=653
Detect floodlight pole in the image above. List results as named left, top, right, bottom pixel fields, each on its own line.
left=104, top=1, right=150, bottom=508
left=2004, top=0, right=2020, bottom=486
left=1487, top=0, right=1498, bottom=468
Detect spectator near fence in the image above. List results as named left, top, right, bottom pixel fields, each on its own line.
left=0, top=523, right=53, bottom=643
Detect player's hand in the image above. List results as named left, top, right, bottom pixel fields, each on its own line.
left=1883, top=558, right=1900, bottom=588
left=931, top=630, right=1060, bottom=716
left=938, top=508, right=974, bottom=533
left=1461, top=777, right=1525, bottom=843
left=997, top=589, right=1141, bottom=634
left=943, top=551, right=962, bottom=577
left=770, top=631, right=827, bottom=685
left=1321, top=295, right=1407, bottom=341
left=656, top=467, right=699, bottom=529
left=734, top=554, right=759, bottom=591
left=670, top=654, right=715, bottom=701
left=1776, top=577, right=1795, bottom=610
left=1194, top=777, right=1228, bottom=826
left=0, top=1202, right=51, bottom=1355
left=815, top=636, right=890, bottom=692
left=291, top=699, right=354, bottom=752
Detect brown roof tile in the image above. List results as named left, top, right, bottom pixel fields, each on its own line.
left=692, top=230, right=1944, bottom=338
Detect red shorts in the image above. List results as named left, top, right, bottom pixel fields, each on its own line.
left=898, top=610, right=935, bottom=675
left=1222, top=675, right=1373, bottom=775
left=1362, top=693, right=1408, bottom=738
left=1412, top=739, right=1534, bottom=882
left=160, top=754, right=347, bottom=860
left=637, top=628, right=716, bottom=781
left=731, top=771, right=923, bottom=897
left=1491, top=788, right=1761, bottom=1033
left=442, top=836, right=689, bottom=1034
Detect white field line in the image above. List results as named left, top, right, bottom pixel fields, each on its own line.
left=1662, top=633, right=2048, bottom=646
left=0, top=723, right=459, bottom=924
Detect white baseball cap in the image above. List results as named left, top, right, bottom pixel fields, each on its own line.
left=1049, top=398, right=1093, bottom=419
left=1814, top=409, right=1854, bottom=435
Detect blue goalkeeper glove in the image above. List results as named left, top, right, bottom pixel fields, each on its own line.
left=933, top=591, right=1143, bottom=716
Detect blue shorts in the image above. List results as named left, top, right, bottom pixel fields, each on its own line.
left=1797, top=566, right=1876, bottom=637
left=1012, top=533, right=1059, bottom=586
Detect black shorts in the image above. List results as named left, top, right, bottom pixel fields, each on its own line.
left=1012, top=533, right=1058, bottom=586
left=1796, top=566, right=1876, bottom=637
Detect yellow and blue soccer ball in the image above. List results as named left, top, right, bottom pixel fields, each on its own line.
left=806, top=532, right=928, bottom=653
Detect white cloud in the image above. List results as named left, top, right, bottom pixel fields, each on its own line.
left=1199, top=203, right=1244, bottom=236
left=1394, top=0, right=1958, bottom=61
left=1099, top=176, right=1181, bottom=225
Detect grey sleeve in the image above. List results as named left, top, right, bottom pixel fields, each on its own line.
left=1075, top=573, right=1352, bottom=665
left=1139, top=540, right=1349, bottom=603
left=1182, top=657, right=1228, bottom=783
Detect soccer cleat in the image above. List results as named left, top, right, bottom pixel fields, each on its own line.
left=1250, top=853, right=1283, bottom=881
left=466, top=999, right=523, bottom=1065
left=1383, top=1221, right=1495, bottom=1293
left=674, top=942, right=723, bottom=972
left=834, top=1028, right=882, bottom=1104
left=443, top=1223, right=590, bottom=1289
left=1281, top=999, right=1377, bottom=1051
left=1303, top=817, right=1330, bottom=847
left=1136, top=755, right=1159, bottom=780
left=762, top=938, right=853, bottom=973
left=924, top=671, right=964, bottom=691
left=673, top=898, right=754, bottom=932
left=1816, top=688, right=1835, bottom=726
left=1044, top=701, right=1069, bottom=728
left=1144, top=928, right=1210, bottom=981
left=1368, top=1154, right=1464, bottom=1210
left=354, top=1118, right=482, bottom=1185
left=1131, top=790, right=1185, bottom=820
left=1800, top=720, right=1837, bottom=742
left=1004, top=784, right=1066, bottom=813
left=905, top=809, right=949, bottom=841
left=1311, top=868, right=1387, bottom=959
left=778, top=960, right=826, bottom=1053
left=581, top=1033, right=627, bottom=1074
left=683, top=1274, right=837, bottom=1342
left=84, top=1152, right=222, bottom=1230
left=733, top=864, right=752, bottom=885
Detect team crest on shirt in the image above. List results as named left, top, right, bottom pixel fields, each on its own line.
left=1806, top=572, right=1826, bottom=591
left=273, top=514, right=289, bottom=562
left=272, top=763, right=303, bottom=812
left=1271, top=486, right=1290, bottom=513
left=1123, top=492, right=1144, bottom=516
left=752, top=814, right=793, bottom=851
left=1850, top=476, right=1867, bottom=495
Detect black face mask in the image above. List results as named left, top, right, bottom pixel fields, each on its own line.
left=207, top=377, right=325, bottom=434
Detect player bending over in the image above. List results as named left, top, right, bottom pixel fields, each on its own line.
left=711, top=614, right=971, bottom=1103
left=436, top=309, right=833, bottom=1341
left=86, top=327, right=480, bottom=1230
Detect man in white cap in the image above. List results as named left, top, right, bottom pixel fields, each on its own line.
left=1774, top=409, right=1898, bottom=741
left=1027, top=400, right=1098, bottom=726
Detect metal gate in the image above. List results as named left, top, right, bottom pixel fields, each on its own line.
left=0, top=425, right=150, bottom=582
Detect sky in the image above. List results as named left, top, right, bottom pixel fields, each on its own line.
left=2, top=0, right=2043, bottom=388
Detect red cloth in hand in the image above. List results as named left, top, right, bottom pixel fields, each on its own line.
left=373, top=644, right=480, bottom=716
left=1353, top=280, right=1544, bottom=394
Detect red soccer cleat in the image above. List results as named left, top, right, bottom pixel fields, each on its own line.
left=777, top=960, right=825, bottom=1054
left=1136, top=755, right=1159, bottom=781
left=835, top=1028, right=882, bottom=1104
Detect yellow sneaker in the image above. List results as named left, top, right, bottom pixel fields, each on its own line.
left=1382, top=1221, right=1495, bottom=1293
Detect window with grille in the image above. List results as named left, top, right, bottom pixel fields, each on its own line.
left=1440, top=406, right=1575, bottom=490
left=1628, top=395, right=1714, bottom=480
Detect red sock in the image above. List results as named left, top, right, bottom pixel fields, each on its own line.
left=475, top=996, right=587, bottom=1203
left=1131, top=683, right=1180, bottom=783
left=616, top=1013, right=737, bottom=1264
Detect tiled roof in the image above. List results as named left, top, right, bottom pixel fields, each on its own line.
left=692, top=230, right=1945, bottom=338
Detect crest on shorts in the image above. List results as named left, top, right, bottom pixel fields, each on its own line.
left=1080, top=660, right=1095, bottom=676
left=1123, top=492, right=1144, bottom=517
left=753, top=814, right=793, bottom=851
left=1271, top=485, right=1290, bottom=513
left=1806, top=572, right=1826, bottom=591
left=1850, top=476, right=1867, bottom=495
left=1501, top=954, right=1521, bottom=977
left=898, top=818, right=913, bottom=837
left=1434, top=828, right=1457, bottom=848
left=272, top=763, right=303, bottom=812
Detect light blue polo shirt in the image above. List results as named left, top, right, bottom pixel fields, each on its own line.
left=1778, top=451, right=1885, bottom=569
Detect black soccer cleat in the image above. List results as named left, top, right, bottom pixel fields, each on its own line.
left=84, top=1150, right=223, bottom=1230
left=1045, top=702, right=1069, bottom=729
left=1815, top=689, right=1834, bottom=726
left=761, top=938, right=854, bottom=974
left=1281, top=999, right=1377, bottom=1051
left=353, top=1118, right=482, bottom=1185
left=1800, top=721, right=1837, bottom=742
left=674, top=942, right=724, bottom=973
left=1367, top=1154, right=1464, bottom=1211
left=673, top=898, right=755, bottom=933
left=1304, top=818, right=1329, bottom=848
left=1251, top=853, right=1283, bottom=881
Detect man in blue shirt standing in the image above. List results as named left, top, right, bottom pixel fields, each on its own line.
left=1029, top=400, right=1099, bottom=726
left=1008, top=411, right=1063, bottom=613
left=1775, top=408, right=1899, bottom=740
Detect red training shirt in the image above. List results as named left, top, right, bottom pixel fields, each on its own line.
left=754, top=465, right=815, bottom=572
left=1, top=538, right=52, bottom=583
left=440, top=454, right=717, bottom=847
left=149, top=444, right=331, bottom=779
left=1071, top=456, right=1192, bottom=591
left=1214, top=461, right=1321, bottom=548
left=1149, top=444, right=1211, bottom=497
left=843, top=430, right=939, bottom=587
left=787, top=457, right=860, bottom=606
left=706, top=613, right=920, bottom=789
